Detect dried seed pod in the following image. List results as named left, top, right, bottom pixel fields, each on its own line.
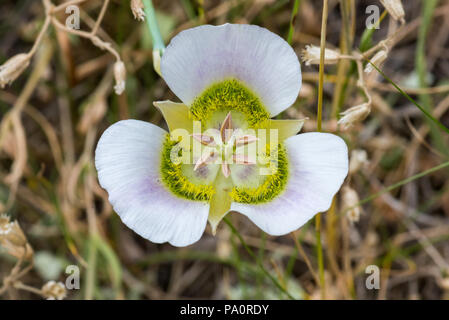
left=342, top=186, right=362, bottom=224
left=301, top=45, right=340, bottom=66
left=439, top=277, right=449, bottom=291
left=130, top=0, right=146, bottom=21
left=349, top=149, right=369, bottom=175
left=0, top=221, right=34, bottom=260
left=365, top=50, right=388, bottom=74
left=380, top=0, right=405, bottom=24
left=0, top=214, right=13, bottom=235
left=113, top=60, right=126, bottom=95
left=78, top=96, right=107, bottom=134
left=338, top=103, right=371, bottom=130
left=0, top=53, right=30, bottom=88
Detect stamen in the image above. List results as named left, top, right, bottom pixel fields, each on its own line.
left=194, top=150, right=217, bottom=171
left=192, top=133, right=216, bottom=146
left=220, top=112, right=233, bottom=143
left=235, top=135, right=258, bottom=147
left=233, top=154, right=256, bottom=165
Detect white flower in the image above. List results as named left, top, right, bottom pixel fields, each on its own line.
left=41, top=281, right=67, bottom=300
left=95, top=24, right=348, bottom=246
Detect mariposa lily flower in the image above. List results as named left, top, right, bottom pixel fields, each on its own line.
left=95, top=24, right=348, bottom=247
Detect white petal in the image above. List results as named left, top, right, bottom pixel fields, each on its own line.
left=161, top=24, right=302, bottom=116
left=231, top=133, right=348, bottom=236
left=95, top=120, right=209, bottom=247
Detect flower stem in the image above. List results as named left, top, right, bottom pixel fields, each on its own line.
left=317, top=0, right=328, bottom=133
left=316, top=0, right=329, bottom=300
left=315, top=213, right=325, bottom=298
left=142, top=0, right=165, bottom=53
left=14, top=282, right=45, bottom=297
left=224, top=217, right=295, bottom=300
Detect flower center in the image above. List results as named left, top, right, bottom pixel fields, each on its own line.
left=192, top=112, right=258, bottom=179
left=160, top=79, right=289, bottom=204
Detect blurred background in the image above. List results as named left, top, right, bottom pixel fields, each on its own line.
left=1, top=0, right=449, bottom=300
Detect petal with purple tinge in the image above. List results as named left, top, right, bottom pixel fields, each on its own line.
left=231, top=133, right=348, bottom=236
left=95, top=120, right=209, bottom=247
left=161, top=24, right=302, bottom=117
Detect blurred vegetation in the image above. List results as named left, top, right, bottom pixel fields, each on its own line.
left=1, top=0, right=449, bottom=300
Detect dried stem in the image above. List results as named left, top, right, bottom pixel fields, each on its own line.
left=316, top=0, right=329, bottom=300
left=50, top=17, right=121, bottom=61
left=51, top=0, right=87, bottom=13
left=90, top=0, right=110, bottom=36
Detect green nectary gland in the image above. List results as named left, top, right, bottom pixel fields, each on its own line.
left=160, top=79, right=289, bottom=204
left=189, top=79, right=270, bottom=127
left=230, top=145, right=289, bottom=204
left=160, top=135, right=215, bottom=201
